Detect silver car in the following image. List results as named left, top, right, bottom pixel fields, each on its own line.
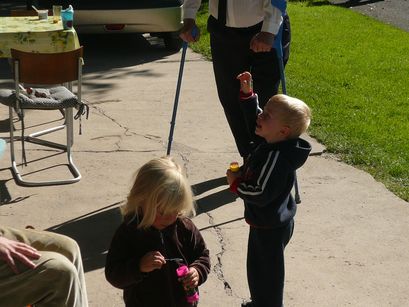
left=28, top=0, right=184, bottom=51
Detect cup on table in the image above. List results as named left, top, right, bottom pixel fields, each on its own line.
left=61, top=9, right=73, bottom=30
left=38, top=9, right=48, bottom=20
left=53, top=5, right=62, bottom=23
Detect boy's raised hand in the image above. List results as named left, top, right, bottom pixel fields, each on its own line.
left=179, top=266, right=199, bottom=289
left=139, top=251, right=166, bottom=273
left=237, top=72, right=253, bottom=94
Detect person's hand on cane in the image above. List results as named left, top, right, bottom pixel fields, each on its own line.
left=250, top=31, right=275, bottom=53
left=180, top=19, right=201, bottom=42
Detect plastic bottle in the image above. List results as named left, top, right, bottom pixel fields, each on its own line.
left=176, top=265, right=199, bottom=304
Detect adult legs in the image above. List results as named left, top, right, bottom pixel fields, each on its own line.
left=246, top=220, right=294, bottom=307
left=0, top=226, right=88, bottom=307
left=209, top=22, right=253, bottom=158
left=251, top=14, right=291, bottom=147
left=208, top=16, right=291, bottom=157
left=252, top=13, right=291, bottom=110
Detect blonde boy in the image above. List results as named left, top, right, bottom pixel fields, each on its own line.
left=226, top=72, right=311, bottom=307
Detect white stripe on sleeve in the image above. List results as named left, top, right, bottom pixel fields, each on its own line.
left=238, top=150, right=280, bottom=196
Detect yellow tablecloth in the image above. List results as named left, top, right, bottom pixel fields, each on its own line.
left=0, top=16, right=80, bottom=58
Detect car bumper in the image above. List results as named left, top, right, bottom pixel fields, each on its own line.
left=74, top=6, right=182, bottom=34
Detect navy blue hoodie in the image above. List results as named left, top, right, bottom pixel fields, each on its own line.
left=230, top=94, right=311, bottom=228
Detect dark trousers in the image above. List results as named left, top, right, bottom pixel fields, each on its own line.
left=247, top=219, right=294, bottom=307
left=208, top=15, right=291, bottom=157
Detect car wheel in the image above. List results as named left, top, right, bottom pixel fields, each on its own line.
left=163, top=32, right=183, bottom=52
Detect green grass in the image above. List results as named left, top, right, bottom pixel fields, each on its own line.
left=190, top=2, right=212, bottom=59
left=189, top=1, right=409, bottom=201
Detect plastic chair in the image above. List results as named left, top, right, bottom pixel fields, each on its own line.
left=0, top=47, right=86, bottom=186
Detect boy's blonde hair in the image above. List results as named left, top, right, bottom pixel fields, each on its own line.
left=266, top=94, right=311, bottom=139
left=121, top=157, right=195, bottom=229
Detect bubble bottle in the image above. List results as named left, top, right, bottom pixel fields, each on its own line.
left=176, top=265, right=199, bottom=304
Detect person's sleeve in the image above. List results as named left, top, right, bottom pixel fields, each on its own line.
left=182, top=0, right=202, bottom=19
left=185, top=220, right=211, bottom=286
left=261, top=0, right=283, bottom=35
left=239, top=93, right=262, bottom=136
left=236, top=152, right=291, bottom=207
left=105, top=224, right=146, bottom=289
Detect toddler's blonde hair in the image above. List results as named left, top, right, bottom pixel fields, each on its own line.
left=266, top=94, right=311, bottom=139
left=121, top=156, right=195, bottom=229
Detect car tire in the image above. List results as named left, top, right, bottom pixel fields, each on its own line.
left=163, top=32, right=183, bottom=52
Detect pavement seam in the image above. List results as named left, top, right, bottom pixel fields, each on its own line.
left=204, top=211, right=241, bottom=299
left=88, top=102, right=164, bottom=144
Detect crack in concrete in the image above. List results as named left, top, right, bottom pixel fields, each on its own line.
left=89, top=103, right=165, bottom=144
left=81, top=101, right=203, bottom=154
left=205, top=211, right=236, bottom=298
left=178, top=152, right=190, bottom=175
left=86, top=99, right=122, bottom=105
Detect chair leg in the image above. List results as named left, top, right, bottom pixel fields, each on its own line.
left=9, top=106, right=16, bottom=163
left=65, top=107, right=81, bottom=182
left=9, top=107, right=81, bottom=186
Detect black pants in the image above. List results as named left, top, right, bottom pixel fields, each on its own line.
left=247, top=219, right=294, bottom=307
left=208, top=15, right=291, bottom=158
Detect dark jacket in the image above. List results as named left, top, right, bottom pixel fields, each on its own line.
left=105, top=215, right=210, bottom=307
left=230, top=93, right=312, bottom=228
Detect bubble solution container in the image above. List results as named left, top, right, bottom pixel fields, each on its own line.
left=61, top=5, right=74, bottom=30
left=176, top=265, right=199, bottom=304
left=229, top=162, right=240, bottom=172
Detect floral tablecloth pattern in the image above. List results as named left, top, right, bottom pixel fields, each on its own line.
left=0, top=16, right=80, bottom=58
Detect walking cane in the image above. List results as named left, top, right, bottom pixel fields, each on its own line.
left=273, top=0, right=301, bottom=204
left=166, top=28, right=198, bottom=156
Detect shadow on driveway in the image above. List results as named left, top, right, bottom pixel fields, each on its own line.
left=46, top=202, right=123, bottom=273
left=43, top=176, right=238, bottom=273
left=0, top=33, right=181, bottom=90
left=192, top=176, right=238, bottom=215
left=330, top=0, right=384, bottom=8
